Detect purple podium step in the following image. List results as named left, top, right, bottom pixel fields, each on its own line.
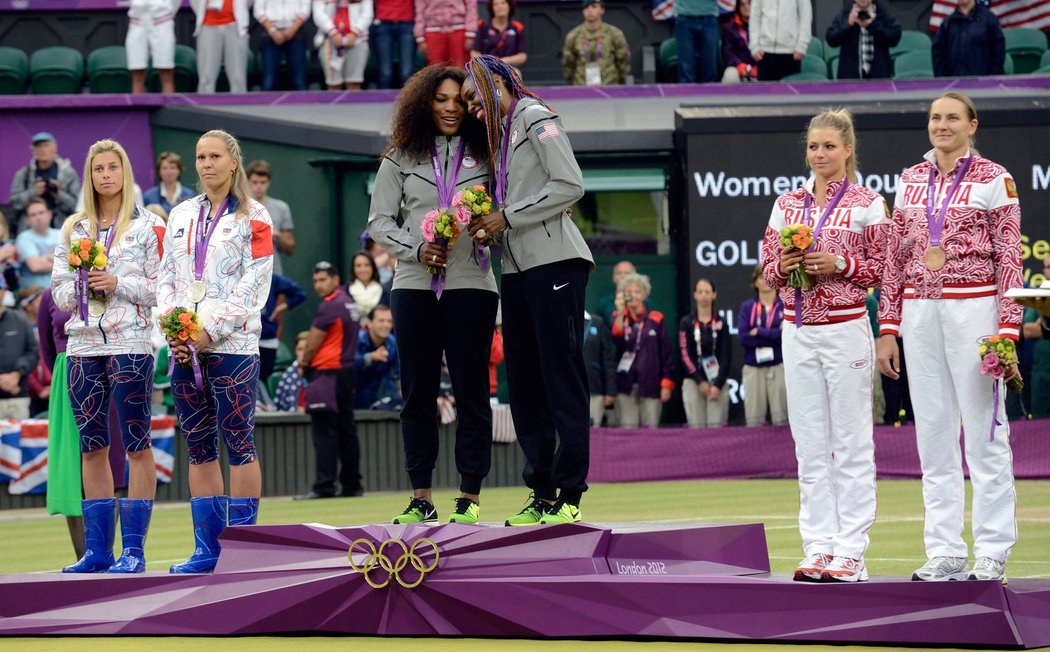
left=0, top=522, right=1047, bottom=647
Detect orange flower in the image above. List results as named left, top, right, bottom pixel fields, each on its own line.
left=792, top=235, right=804, bottom=247
left=988, top=335, right=1001, bottom=343
left=796, top=224, right=812, bottom=235
left=178, top=328, right=188, bottom=340
left=69, top=252, right=82, bottom=266
left=178, top=312, right=192, bottom=325
left=473, top=185, right=485, bottom=191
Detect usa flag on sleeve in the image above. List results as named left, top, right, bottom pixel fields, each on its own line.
left=930, top=0, right=1050, bottom=31
left=537, top=124, right=560, bottom=142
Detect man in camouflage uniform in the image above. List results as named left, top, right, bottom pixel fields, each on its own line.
left=562, top=0, right=631, bottom=86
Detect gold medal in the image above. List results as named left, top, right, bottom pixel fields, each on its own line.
left=88, top=299, right=106, bottom=317
left=924, top=245, right=946, bottom=271
left=188, top=280, right=206, bottom=303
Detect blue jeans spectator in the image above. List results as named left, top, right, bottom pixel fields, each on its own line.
left=371, top=20, right=415, bottom=89
left=260, top=35, right=307, bottom=91
left=675, top=15, right=719, bottom=84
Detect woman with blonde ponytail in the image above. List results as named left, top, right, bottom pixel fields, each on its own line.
left=51, top=139, right=164, bottom=574
left=159, top=129, right=274, bottom=573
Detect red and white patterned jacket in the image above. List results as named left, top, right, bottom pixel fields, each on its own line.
left=762, top=177, right=889, bottom=326
left=413, top=0, right=476, bottom=42
left=877, top=151, right=1022, bottom=339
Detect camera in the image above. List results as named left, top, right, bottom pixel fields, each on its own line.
left=857, top=10, right=871, bottom=20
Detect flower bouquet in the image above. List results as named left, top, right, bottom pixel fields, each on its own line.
left=779, top=224, right=814, bottom=290
left=978, top=335, right=1023, bottom=392
left=455, top=185, right=499, bottom=271
left=68, top=237, right=109, bottom=321
left=159, top=307, right=205, bottom=390
left=421, top=208, right=461, bottom=299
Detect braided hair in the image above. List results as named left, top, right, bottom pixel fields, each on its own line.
left=464, top=55, right=548, bottom=173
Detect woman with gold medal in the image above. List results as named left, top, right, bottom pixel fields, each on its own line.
left=877, top=92, right=1023, bottom=583
left=51, top=140, right=164, bottom=573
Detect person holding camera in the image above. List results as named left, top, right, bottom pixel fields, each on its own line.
left=9, top=133, right=82, bottom=232
left=611, top=273, right=674, bottom=428
left=825, top=0, right=901, bottom=80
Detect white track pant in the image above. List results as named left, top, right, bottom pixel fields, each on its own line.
left=901, top=297, right=1016, bottom=562
left=783, top=317, right=876, bottom=559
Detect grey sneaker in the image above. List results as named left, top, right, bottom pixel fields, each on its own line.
left=968, top=557, right=1006, bottom=582
left=912, top=556, right=968, bottom=581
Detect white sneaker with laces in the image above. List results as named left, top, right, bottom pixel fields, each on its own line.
left=821, top=556, right=868, bottom=582
left=911, top=556, right=968, bottom=581
left=968, top=557, right=1006, bottom=582
left=793, top=553, right=833, bottom=582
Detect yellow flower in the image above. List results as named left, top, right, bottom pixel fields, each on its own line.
left=94, top=253, right=108, bottom=268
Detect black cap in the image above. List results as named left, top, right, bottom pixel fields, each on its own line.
left=582, top=0, right=604, bottom=6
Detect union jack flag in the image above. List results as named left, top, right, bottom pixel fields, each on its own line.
left=0, top=420, right=20, bottom=483
left=930, top=0, right=1050, bottom=32
left=537, top=123, right=561, bottom=142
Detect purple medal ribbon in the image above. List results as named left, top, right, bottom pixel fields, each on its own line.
left=794, top=180, right=850, bottom=328
left=429, top=140, right=465, bottom=299
left=990, top=380, right=1001, bottom=442
left=76, top=221, right=119, bottom=323
left=194, top=195, right=231, bottom=289
left=926, top=155, right=973, bottom=248
left=481, top=98, right=519, bottom=271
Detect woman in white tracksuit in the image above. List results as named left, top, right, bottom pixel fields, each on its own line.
left=762, top=109, right=888, bottom=583
left=877, top=92, right=1022, bottom=584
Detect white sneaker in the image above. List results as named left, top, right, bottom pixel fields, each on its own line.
left=968, top=557, right=1006, bottom=582
left=911, top=556, right=968, bottom=581
left=821, top=556, right=868, bottom=582
left=793, top=553, right=833, bottom=582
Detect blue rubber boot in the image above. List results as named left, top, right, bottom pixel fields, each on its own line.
left=62, top=498, right=117, bottom=573
left=108, top=498, right=153, bottom=573
left=228, top=496, right=259, bottom=526
left=170, top=495, right=228, bottom=574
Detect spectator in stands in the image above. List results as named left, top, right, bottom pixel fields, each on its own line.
left=9, top=133, right=81, bottom=231
left=274, top=331, right=309, bottom=411
left=192, top=0, right=251, bottom=93
left=143, top=152, right=195, bottom=215
left=721, top=0, right=758, bottom=83
left=37, top=287, right=84, bottom=562
left=749, top=0, right=811, bottom=81
left=596, top=260, right=649, bottom=325
left=314, top=0, right=373, bottom=91
left=247, top=160, right=296, bottom=275
left=583, top=309, right=616, bottom=426
left=347, top=250, right=387, bottom=322
left=488, top=312, right=504, bottom=401
left=255, top=0, right=310, bottom=91
left=367, top=65, right=496, bottom=525
left=470, top=0, right=527, bottom=68
left=260, top=272, right=306, bottom=384
left=0, top=212, right=17, bottom=294
left=679, top=278, right=730, bottom=428
left=15, top=198, right=60, bottom=289
left=371, top=0, right=417, bottom=89
left=738, top=265, right=786, bottom=427
left=0, top=275, right=38, bottom=420
left=562, top=0, right=631, bottom=86
left=18, top=286, right=49, bottom=416
left=415, top=0, right=475, bottom=67
left=675, top=0, right=720, bottom=83
left=825, top=0, right=900, bottom=80
left=364, top=235, right=395, bottom=285
left=611, top=273, right=673, bottom=428
left=126, top=0, right=180, bottom=93
left=354, top=304, right=402, bottom=409
left=299, top=260, right=363, bottom=499
left=1020, top=257, right=1050, bottom=417
left=932, top=0, right=1005, bottom=78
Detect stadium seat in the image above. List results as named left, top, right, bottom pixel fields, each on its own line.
left=148, top=44, right=197, bottom=92
left=800, top=54, right=828, bottom=78
left=1042, top=49, right=1050, bottom=69
left=216, top=51, right=259, bottom=92
left=657, top=37, right=677, bottom=83
left=1004, top=27, right=1048, bottom=74
left=87, top=45, right=131, bottom=93
left=893, top=50, right=933, bottom=78
left=806, top=38, right=824, bottom=61
left=781, top=71, right=828, bottom=82
left=0, top=47, right=29, bottom=94
left=1004, top=53, right=1014, bottom=75
left=271, top=341, right=294, bottom=377
left=889, top=30, right=932, bottom=60
left=29, top=46, right=84, bottom=94
left=823, top=44, right=840, bottom=79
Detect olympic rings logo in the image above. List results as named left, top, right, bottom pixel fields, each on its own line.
left=347, top=537, right=441, bottom=589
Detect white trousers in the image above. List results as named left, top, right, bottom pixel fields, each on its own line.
left=197, top=23, right=248, bottom=93
left=901, top=297, right=1016, bottom=562
left=742, top=363, right=788, bottom=426
left=783, top=317, right=876, bottom=559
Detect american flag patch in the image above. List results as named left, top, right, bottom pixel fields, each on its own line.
left=536, top=124, right=560, bottom=142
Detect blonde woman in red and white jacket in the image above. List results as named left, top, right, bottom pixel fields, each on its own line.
left=126, top=0, right=182, bottom=93
left=762, top=109, right=888, bottom=584
left=414, top=0, right=476, bottom=66
left=877, top=92, right=1022, bottom=584
left=313, top=0, right=374, bottom=90
left=52, top=139, right=164, bottom=575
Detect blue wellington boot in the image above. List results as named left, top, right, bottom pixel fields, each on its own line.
left=228, top=496, right=260, bottom=526
left=62, top=498, right=117, bottom=573
left=170, top=495, right=228, bottom=574
left=108, top=498, right=153, bottom=573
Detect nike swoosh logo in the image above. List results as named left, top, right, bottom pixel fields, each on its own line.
left=553, top=283, right=569, bottom=291
left=424, top=510, right=436, bottom=519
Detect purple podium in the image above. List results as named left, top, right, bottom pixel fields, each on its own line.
left=0, top=522, right=1047, bottom=647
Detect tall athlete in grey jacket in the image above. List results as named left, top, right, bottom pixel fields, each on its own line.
left=463, top=55, right=594, bottom=525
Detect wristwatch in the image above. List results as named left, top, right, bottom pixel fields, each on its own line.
left=834, top=256, right=846, bottom=273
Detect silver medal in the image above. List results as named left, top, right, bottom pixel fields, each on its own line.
left=188, top=280, right=206, bottom=303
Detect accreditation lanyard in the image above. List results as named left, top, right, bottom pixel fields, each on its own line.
left=750, top=301, right=778, bottom=331
left=96, top=222, right=118, bottom=257
left=795, top=180, right=850, bottom=327
left=431, top=139, right=466, bottom=210
left=581, top=36, right=603, bottom=63
left=926, top=155, right=972, bottom=248
left=496, top=98, right=520, bottom=206
left=190, top=195, right=231, bottom=284
left=693, top=317, right=720, bottom=356
left=624, top=311, right=647, bottom=353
